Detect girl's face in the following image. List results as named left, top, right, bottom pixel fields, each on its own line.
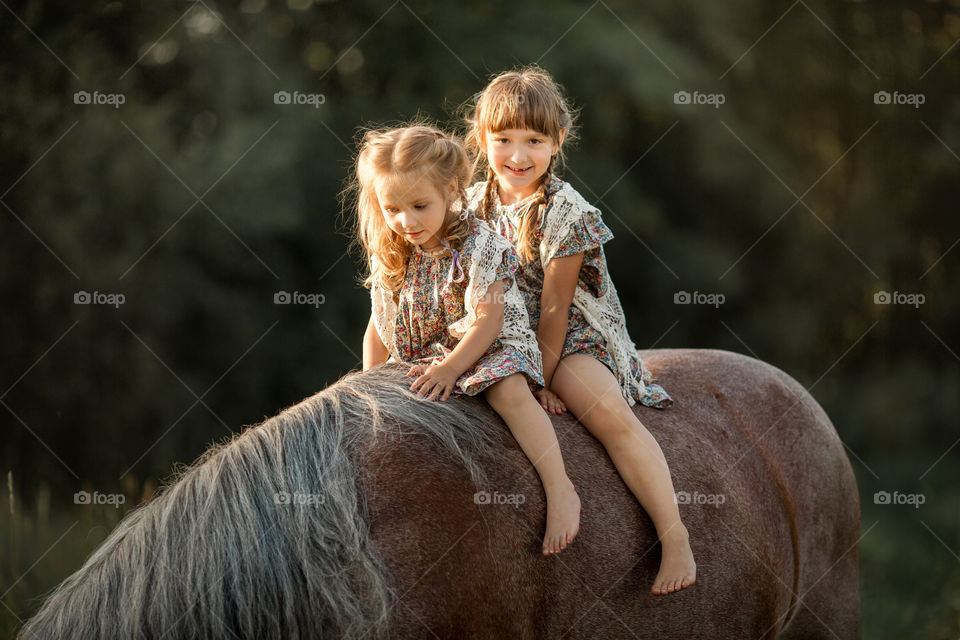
left=375, top=172, right=456, bottom=251
left=485, top=127, right=562, bottom=203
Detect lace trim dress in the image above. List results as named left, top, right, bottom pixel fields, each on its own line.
left=466, top=177, right=672, bottom=408
left=369, top=215, right=544, bottom=395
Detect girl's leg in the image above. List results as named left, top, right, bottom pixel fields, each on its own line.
left=483, top=374, right=581, bottom=556
left=551, top=354, right=696, bottom=595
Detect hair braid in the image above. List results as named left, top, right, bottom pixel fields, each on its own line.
left=480, top=167, right=497, bottom=222
left=514, top=155, right=556, bottom=264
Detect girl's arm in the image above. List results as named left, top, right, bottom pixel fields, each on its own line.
left=409, top=280, right=506, bottom=401
left=363, top=311, right=390, bottom=370
left=538, top=252, right=584, bottom=388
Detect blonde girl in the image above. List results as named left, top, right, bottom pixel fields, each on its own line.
left=465, top=68, right=697, bottom=594
left=355, top=124, right=580, bottom=555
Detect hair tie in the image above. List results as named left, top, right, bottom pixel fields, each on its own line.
left=441, top=237, right=466, bottom=284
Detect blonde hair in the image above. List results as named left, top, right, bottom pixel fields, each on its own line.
left=350, top=124, right=471, bottom=292
left=465, top=65, right=578, bottom=263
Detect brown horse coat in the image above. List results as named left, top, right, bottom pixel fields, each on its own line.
left=364, top=348, right=860, bottom=639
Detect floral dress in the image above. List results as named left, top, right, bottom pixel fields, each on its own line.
left=370, top=216, right=544, bottom=396
left=466, top=177, right=672, bottom=408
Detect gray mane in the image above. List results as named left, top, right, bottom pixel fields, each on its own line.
left=19, top=363, right=500, bottom=640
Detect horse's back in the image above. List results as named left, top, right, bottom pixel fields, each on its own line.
left=364, top=349, right=860, bottom=639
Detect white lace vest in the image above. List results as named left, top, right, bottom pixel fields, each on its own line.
left=369, top=218, right=543, bottom=377
left=468, top=180, right=656, bottom=407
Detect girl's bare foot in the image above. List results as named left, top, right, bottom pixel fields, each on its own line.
left=651, top=524, right=696, bottom=594
left=542, top=480, right=580, bottom=556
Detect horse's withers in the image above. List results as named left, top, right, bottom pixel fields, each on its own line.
left=18, top=349, right=860, bottom=640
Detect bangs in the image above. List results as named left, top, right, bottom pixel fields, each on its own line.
left=480, top=84, right=564, bottom=141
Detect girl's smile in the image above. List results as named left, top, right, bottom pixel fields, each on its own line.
left=504, top=164, right=534, bottom=177
left=485, top=127, right=563, bottom=204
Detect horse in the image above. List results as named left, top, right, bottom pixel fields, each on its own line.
left=18, top=348, right=861, bottom=639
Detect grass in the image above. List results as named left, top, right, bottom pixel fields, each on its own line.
left=1, top=471, right=157, bottom=639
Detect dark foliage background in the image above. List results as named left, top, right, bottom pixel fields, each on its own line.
left=2, top=0, right=958, bottom=636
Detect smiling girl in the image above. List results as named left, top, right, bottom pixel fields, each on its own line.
left=355, top=124, right=580, bottom=556
left=465, top=68, right=696, bottom=594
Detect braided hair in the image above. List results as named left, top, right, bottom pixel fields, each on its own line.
left=464, top=65, right=577, bottom=265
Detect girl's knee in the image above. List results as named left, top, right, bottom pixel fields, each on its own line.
left=484, top=374, right=530, bottom=405
left=583, top=398, right=638, bottom=442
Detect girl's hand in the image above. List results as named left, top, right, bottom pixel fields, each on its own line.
left=534, top=388, right=567, bottom=415
left=406, top=364, right=427, bottom=377
left=410, top=363, right=458, bottom=401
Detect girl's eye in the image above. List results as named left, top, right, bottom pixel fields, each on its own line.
left=414, top=203, right=427, bottom=209
left=530, top=138, right=542, bottom=144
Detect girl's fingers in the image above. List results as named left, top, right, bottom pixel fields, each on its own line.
left=442, top=381, right=456, bottom=401
left=415, top=376, right=432, bottom=397
left=437, top=383, right=450, bottom=401
left=419, top=378, right=435, bottom=397
left=411, top=373, right=429, bottom=393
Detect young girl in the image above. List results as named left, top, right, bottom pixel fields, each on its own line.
left=465, top=68, right=697, bottom=595
left=355, top=124, right=580, bottom=556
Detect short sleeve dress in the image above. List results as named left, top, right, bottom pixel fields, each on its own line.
left=466, top=177, right=672, bottom=408
left=370, top=215, right=544, bottom=396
